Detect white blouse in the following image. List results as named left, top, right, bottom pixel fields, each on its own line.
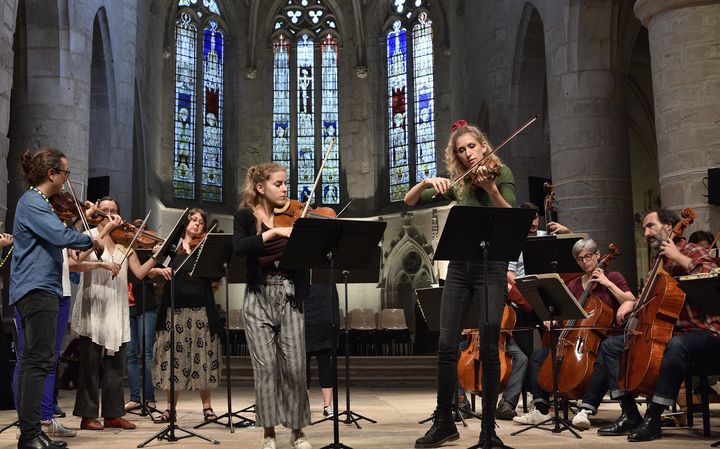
left=70, top=228, right=131, bottom=355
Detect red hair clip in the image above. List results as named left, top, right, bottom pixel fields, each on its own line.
left=451, top=119, right=468, bottom=132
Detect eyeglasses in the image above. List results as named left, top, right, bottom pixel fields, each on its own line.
left=55, top=169, right=71, bottom=178
left=574, top=253, right=596, bottom=263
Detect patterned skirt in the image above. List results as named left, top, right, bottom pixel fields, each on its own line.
left=152, top=307, right=221, bottom=391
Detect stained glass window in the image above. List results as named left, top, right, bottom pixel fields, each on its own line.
left=173, top=0, right=224, bottom=201
left=386, top=1, right=436, bottom=202
left=271, top=0, right=341, bottom=205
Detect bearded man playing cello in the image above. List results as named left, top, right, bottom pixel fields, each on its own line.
left=594, top=209, right=719, bottom=442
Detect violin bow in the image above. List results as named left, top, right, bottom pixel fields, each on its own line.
left=64, top=179, right=103, bottom=261
left=432, top=115, right=538, bottom=199
left=112, top=210, right=151, bottom=280
left=300, top=138, right=336, bottom=218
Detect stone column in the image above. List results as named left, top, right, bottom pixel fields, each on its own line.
left=635, top=0, right=720, bottom=232
left=544, top=1, right=637, bottom=288
left=0, top=0, right=19, bottom=226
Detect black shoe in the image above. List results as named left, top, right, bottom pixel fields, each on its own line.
left=479, top=427, right=514, bottom=449
left=17, top=432, right=67, bottom=449
left=495, top=400, right=517, bottom=420
left=415, top=411, right=460, bottom=448
left=597, top=413, right=642, bottom=436
left=628, top=414, right=662, bottom=442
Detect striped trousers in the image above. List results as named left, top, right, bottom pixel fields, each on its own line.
left=243, top=275, right=311, bottom=429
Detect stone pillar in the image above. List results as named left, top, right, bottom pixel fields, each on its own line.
left=545, top=1, right=637, bottom=288
left=0, top=0, right=19, bottom=227
left=635, top=0, right=720, bottom=233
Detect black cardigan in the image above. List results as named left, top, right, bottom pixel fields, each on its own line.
left=233, top=208, right=310, bottom=306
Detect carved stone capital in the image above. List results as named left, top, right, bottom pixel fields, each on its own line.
left=245, top=67, right=258, bottom=79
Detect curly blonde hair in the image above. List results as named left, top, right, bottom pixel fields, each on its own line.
left=240, top=162, right=286, bottom=210
left=444, top=123, right=502, bottom=198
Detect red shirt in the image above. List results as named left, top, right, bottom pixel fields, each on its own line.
left=567, top=271, right=631, bottom=336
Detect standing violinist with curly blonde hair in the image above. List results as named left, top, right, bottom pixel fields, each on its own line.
left=406, top=120, right=516, bottom=449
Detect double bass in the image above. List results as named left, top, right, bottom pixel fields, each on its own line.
left=458, top=304, right=516, bottom=394
left=537, top=244, right=620, bottom=399
left=618, top=208, right=695, bottom=396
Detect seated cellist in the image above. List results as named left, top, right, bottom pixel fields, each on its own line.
left=596, top=209, right=718, bottom=442
left=512, top=238, right=634, bottom=427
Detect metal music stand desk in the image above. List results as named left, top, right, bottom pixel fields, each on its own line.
left=127, top=248, right=166, bottom=421
left=510, top=274, right=588, bottom=439
left=279, top=218, right=386, bottom=449
left=433, top=206, right=534, bottom=449
left=310, top=246, right=381, bottom=427
left=188, top=234, right=255, bottom=432
left=522, top=234, right=586, bottom=276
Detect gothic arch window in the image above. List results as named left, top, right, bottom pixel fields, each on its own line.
left=271, top=0, right=341, bottom=204
left=173, top=0, right=225, bottom=202
left=386, top=0, right=436, bottom=202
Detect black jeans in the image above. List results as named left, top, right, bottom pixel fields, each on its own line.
left=528, top=346, right=550, bottom=408
left=14, top=290, right=59, bottom=439
left=652, top=330, right=720, bottom=407
left=577, top=335, right=621, bottom=413
left=436, top=260, right=506, bottom=420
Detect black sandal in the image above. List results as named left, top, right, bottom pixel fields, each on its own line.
left=154, top=409, right=173, bottom=424
left=203, top=408, right=217, bottom=423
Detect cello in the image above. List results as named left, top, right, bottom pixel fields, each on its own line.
left=618, top=208, right=695, bottom=396
left=537, top=244, right=620, bottom=399
left=458, top=304, right=516, bottom=394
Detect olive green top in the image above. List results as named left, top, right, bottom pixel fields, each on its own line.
left=417, top=165, right=516, bottom=207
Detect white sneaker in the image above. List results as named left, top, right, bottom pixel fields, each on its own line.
left=512, top=409, right=549, bottom=425
left=572, top=409, right=591, bottom=430
left=261, top=437, right=277, bottom=449
left=323, top=405, right=334, bottom=417
left=42, top=419, right=77, bottom=437
left=290, top=432, right=312, bottom=449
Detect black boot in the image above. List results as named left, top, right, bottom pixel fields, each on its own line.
left=415, top=410, right=459, bottom=448
left=628, top=403, right=664, bottom=442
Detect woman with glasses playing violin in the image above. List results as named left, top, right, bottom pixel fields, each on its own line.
left=10, top=148, right=104, bottom=449
left=151, top=208, right=223, bottom=425
left=70, top=196, right=168, bottom=431
left=405, top=120, right=515, bottom=449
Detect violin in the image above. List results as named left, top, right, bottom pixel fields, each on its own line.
left=619, top=208, right=695, bottom=396
left=457, top=304, right=516, bottom=394
left=273, top=199, right=337, bottom=227
left=537, top=243, right=620, bottom=399
left=50, top=192, right=102, bottom=224
left=110, top=222, right=164, bottom=248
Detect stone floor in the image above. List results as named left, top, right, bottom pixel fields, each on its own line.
left=1, top=387, right=718, bottom=449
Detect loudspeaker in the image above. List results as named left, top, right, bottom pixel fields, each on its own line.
left=87, top=176, right=110, bottom=203
left=710, top=168, right=720, bottom=205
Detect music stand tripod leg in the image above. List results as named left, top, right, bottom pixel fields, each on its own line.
left=0, top=420, right=18, bottom=434
left=193, top=264, right=254, bottom=431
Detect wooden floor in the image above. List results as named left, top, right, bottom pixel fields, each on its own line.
left=1, top=386, right=718, bottom=449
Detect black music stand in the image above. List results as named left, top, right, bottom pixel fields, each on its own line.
left=433, top=206, right=534, bottom=449
left=677, top=273, right=720, bottom=446
left=510, top=274, right=587, bottom=439
left=127, top=249, right=165, bottom=421
left=522, top=234, right=586, bottom=276
left=189, top=234, right=255, bottom=432
left=415, top=286, right=483, bottom=426
left=279, top=218, right=386, bottom=449
left=310, top=246, right=381, bottom=428
left=139, top=212, right=219, bottom=447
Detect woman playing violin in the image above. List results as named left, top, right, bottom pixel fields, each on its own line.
left=151, top=208, right=223, bottom=424
left=233, top=163, right=312, bottom=449
left=70, top=196, right=167, bottom=430
left=513, top=238, right=634, bottom=430
left=406, top=120, right=515, bottom=449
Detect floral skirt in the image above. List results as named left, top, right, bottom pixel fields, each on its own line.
left=152, top=307, right=221, bottom=391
